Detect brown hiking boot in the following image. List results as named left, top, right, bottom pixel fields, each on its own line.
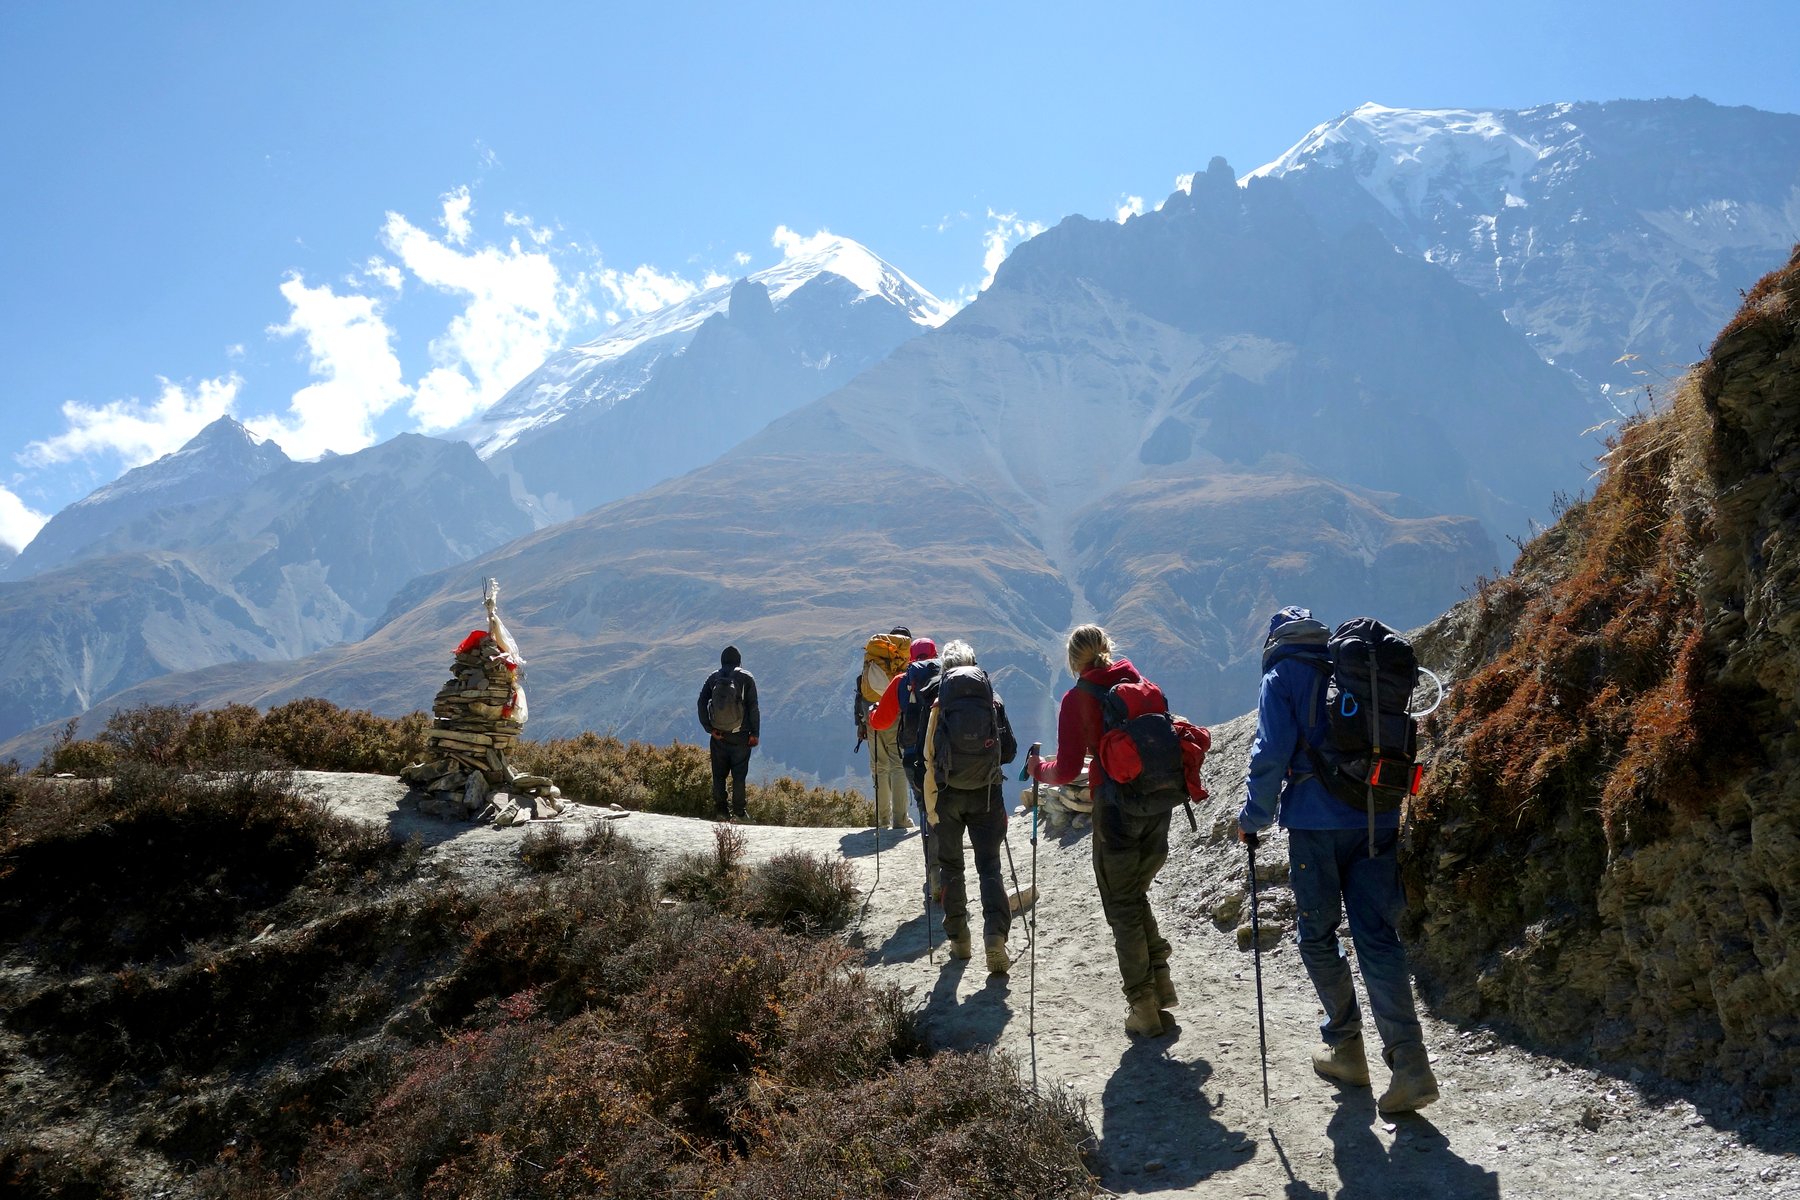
left=1312, top=1034, right=1371, bottom=1086
left=1378, top=1043, right=1439, bottom=1114
left=984, top=934, right=1011, bottom=975
left=1154, top=966, right=1178, bottom=1010
left=946, top=930, right=973, bottom=960
left=1124, top=995, right=1166, bottom=1037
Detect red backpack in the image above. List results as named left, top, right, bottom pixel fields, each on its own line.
left=1078, top=677, right=1210, bottom=825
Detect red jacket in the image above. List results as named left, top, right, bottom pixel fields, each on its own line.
left=1030, top=658, right=1142, bottom=785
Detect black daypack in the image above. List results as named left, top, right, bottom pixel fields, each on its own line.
left=897, top=659, right=940, bottom=754
left=1077, top=676, right=1192, bottom=823
left=932, top=666, right=1003, bottom=791
left=709, top=670, right=747, bottom=734
left=1298, top=618, right=1427, bottom=845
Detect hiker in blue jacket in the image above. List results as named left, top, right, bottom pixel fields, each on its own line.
left=1237, top=606, right=1438, bottom=1114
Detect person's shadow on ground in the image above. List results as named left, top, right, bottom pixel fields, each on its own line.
left=1325, top=1087, right=1498, bottom=1199
left=916, top=959, right=1013, bottom=1052
left=1097, top=1031, right=1255, bottom=1192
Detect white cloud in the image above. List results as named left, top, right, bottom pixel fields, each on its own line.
left=596, top=263, right=703, bottom=323
left=226, top=343, right=246, bottom=359
left=362, top=256, right=404, bottom=291
left=733, top=251, right=752, bottom=266
left=0, top=484, right=49, bottom=554
left=21, top=374, right=242, bottom=469
left=1116, top=195, right=1145, bottom=223
left=1174, top=172, right=1196, bottom=195
left=978, top=209, right=1046, bottom=291
left=382, top=205, right=588, bottom=430
left=503, top=211, right=557, bottom=247
left=252, top=273, right=409, bottom=458
left=772, top=225, right=838, bottom=259
left=702, top=270, right=731, bottom=289
left=440, top=185, right=474, bottom=245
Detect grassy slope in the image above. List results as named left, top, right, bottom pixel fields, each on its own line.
left=1403, top=246, right=1800, bottom=1102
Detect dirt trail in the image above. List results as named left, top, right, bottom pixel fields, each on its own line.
left=313, top=771, right=1800, bottom=1198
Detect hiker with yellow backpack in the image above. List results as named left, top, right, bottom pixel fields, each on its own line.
left=855, top=627, right=914, bottom=830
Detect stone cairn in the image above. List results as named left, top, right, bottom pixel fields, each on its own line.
left=398, top=579, right=565, bottom=827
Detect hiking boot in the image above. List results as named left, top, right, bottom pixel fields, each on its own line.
left=984, top=934, right=1011, bottom=975
left=946, top=930, right=973, bottom=960
left=1124, top=995, right=1166, bottom=1037
left=1377, top=1043, right=1439, bottom=1114
left=1312, top=1034, right=1371, bottom=1087
left=1153, top=966, right=1178, bottom=1010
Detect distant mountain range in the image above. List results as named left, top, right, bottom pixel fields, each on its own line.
left=0, top=425, right=535, bottom=740
left=6, top=97, right=1796, bottom=775
left=464, top=236, right=946, bottom=520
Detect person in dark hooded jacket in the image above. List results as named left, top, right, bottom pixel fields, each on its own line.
left=697, top=645, right=759, bottom=820
left=1029, top=623, right=1174, bottom=1037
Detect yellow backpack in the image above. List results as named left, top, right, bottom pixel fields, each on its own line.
left=860, top=633, right=912, bottom=704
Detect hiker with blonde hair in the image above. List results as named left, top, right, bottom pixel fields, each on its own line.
left=1030, top=623, right=1178, bottom=1036
left=923, top=638, right=1018, bottom=974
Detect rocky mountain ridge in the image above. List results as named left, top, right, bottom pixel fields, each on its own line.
left=1251, top=98, right=1800, bottom=398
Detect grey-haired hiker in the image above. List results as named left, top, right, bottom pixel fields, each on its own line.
left=922, top=639, right=1018, bottom=975
left=697, top=644, right=759, bottom=821
left=1237, top=606, right=1438, bottom=1114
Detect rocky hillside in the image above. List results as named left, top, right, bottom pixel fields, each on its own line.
left=1404, top=244, right=1800, bottom=1099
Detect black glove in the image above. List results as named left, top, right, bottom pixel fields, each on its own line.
left=1241, top=826, right=1260, bottom=851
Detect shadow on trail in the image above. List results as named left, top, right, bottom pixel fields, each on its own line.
left=917, top=960, right=1013, bottom=1052
left=1266, top=1127, right=1329, bottom=1200
left=1097, top=1026, right=1254, bottom=1193
left=853, top=908, right=935, bottom=966
left=837, top=826, right=922, bottom=861
left=1325, top=1089, right=1497, bottom=1199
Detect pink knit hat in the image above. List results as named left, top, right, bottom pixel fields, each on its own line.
left=910, top=637, right=937, bottom=660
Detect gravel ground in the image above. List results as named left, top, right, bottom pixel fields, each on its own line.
left=312, top=768, right=1800, bottom=1198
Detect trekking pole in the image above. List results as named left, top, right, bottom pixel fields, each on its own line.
left=1029, top=742, right=1042, bottom=1096
left=922, top=819, right=935, bottom=964
left=1248, top=836, right=1271, bottom=1108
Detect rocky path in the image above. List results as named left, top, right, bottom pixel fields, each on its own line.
left=316, top=771, right=1800, bottom=1198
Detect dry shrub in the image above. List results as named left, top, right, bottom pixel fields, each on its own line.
left=243, top=912, right=1076, bottom=1200
left=0, top=1138, right=129, bottom=1200
left=742, top=848, right=859, bottom=932
left=0, top=756, right=395, bottom=974
left=664, top=822, right=749, bottom=906
left=515, top=732, right=871, bottom=826
left=724, top=1053, right=1094, bottom=1199
left=750, top=774, right=873, bottom=827
left=254, top=699, right=430, bottom=774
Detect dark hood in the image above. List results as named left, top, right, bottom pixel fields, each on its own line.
left=721, top=645, right=741, bottom=669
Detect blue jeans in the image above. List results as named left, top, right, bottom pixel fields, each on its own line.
left=1287, top=826, right=1424, bottom=1061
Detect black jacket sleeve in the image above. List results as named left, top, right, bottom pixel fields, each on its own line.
left=697, top=672, right=715, bottom=734
left=996, top=699, right=1018, bottom=765
left=745, top=673, right=761, bottom=740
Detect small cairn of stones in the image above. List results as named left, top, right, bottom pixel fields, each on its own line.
left=1016, top=766, right=1094, bottom=835
left=398, top=579, right=566, bottom=827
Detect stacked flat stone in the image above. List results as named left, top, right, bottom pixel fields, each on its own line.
left=398, top=632, right=565, bottom=824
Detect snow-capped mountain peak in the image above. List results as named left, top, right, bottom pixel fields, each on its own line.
left=1244, top=102, right=1551, bottom=221
left=463, top=234, right=945, bottom=460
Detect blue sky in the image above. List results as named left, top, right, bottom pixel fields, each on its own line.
left=3, top=0, right=1797, bottom=551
